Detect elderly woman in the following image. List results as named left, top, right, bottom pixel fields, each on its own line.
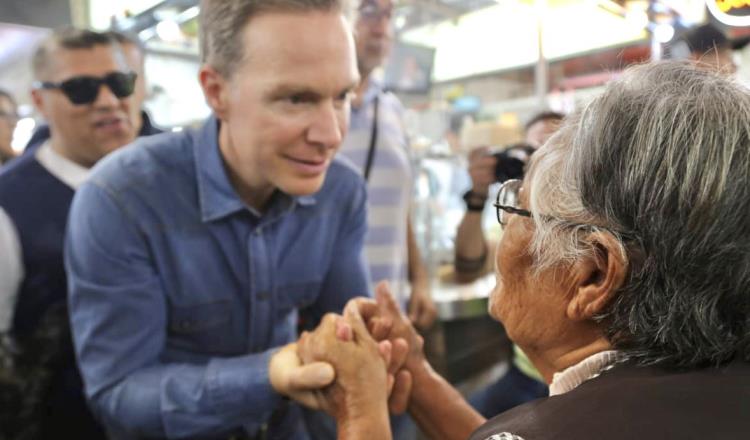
left=295, top=61, right=750, bottom=439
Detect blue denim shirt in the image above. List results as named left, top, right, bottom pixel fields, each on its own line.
left=65, top=116, right=371, bottom=439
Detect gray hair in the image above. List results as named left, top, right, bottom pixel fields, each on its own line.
left=199, top=0, right=348, bottom=78
left=32, top=27, right=121, bottom=81
left=526, top=61, right=750, bottom=368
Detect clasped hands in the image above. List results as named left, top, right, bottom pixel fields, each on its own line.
left=269, top=282, right=426, bottom=427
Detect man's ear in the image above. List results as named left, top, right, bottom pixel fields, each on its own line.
left=30, top=88, right=48, bottom=120
left=198, top=65, right=230, bottom=120
left=566, top=232, right=628, bottom=321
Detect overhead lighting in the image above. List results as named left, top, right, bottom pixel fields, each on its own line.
left=139, top=28, right=156, bottom=41
left=395, top=15, right=408, bottom=30
left=176, top=6, right=200, bottom=23
left=653, top=23, right=675, bottom=43
left=155, top=20, right=182, bottom=43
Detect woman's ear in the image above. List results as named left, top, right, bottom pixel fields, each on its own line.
left=566, top=232, right=628, bottom=321
left=198, top=65, right=229, bottom=120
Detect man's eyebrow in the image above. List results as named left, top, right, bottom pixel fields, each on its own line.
left=268, top=83, right=359, bottom=98
left=268, top=85, right=320, bottom=97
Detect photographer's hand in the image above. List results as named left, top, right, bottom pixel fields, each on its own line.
left=468, top=146, right=497, bottom=197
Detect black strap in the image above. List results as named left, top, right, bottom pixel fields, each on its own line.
left=363, top=94, right=380, bottom=182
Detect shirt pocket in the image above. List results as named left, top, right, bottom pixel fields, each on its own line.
left=275, top=281, right=321, bottom=316
left=166, top=300, right=242, bottom=355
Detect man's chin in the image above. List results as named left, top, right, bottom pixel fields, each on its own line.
left=278, top=175, right=327, bottom=197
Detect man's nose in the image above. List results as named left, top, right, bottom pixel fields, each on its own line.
left=308, top=102, right=343, bottom=149
left=369, top=14, right=390, bottom=35
left=92, top=84, right=122, bottom=108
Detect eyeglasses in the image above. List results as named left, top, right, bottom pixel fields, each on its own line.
left=494, top=179, right=532, bottom=228
left=359, top=3, right=393, bottom=22
left=33, top=71, right=137, bottom=105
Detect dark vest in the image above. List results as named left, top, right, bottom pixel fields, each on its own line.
left=0, top=154, right=74, bottom=338
left=0, top=153, right=106, bottom=438
left=469, top=360, right=750, bottom=440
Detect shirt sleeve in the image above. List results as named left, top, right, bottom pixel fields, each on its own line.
left=313, top=176, right=373, bottom=315
left=65, top=181, right=281, bottom=438
left=0, top=207, right=23, bottom=333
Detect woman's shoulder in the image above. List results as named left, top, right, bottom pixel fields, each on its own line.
left=469, top=361, right=750, bottom=440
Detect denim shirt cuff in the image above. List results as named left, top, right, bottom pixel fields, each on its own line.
left=206, top=349, right=281, bottom=419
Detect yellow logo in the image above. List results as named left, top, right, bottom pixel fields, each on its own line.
left=708, top=0, right=750, bottom=26
left=715, top=0, right=750, bottom=13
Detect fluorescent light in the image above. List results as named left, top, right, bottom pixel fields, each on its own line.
left=155, top=20, right=182, bottom=43
left=653, top=23, right=675, bottom=43
left=401, top=1, right=647, bottom=82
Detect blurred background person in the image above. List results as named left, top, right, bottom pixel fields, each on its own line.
left=0, top=89, right=19, bottom=165
left=304, top=1, right=434, bottom=438
left=456, top=110, right=563, bottom=281
left=523, top=111, right=564, bottom=148
left=0, top=27, right=141, bottom=439
left=23, top=29, right=161, bottom=154
left=338, top=0, right=435, bottom=329
left=297, top=60, right=750, bottom=439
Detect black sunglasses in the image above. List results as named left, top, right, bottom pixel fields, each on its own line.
left=34, top=71, right=137, bottom=105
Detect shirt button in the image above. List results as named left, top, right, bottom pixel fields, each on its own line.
left=258, top=291, right=270, bottom=301
left=255, top=227, right=263, bottom=236
left=180, top=321, right=192, bottom=331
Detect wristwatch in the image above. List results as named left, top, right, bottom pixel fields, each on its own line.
left=462, top=190, right=487, bottom=212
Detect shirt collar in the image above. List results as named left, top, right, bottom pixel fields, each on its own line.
left=354, top=77, right=383, bottom=111
left=549, top=350, right=623, bottom=396
left=193, top=115, right=316, bottom=223
left=35, top=141, right=90, bottom=190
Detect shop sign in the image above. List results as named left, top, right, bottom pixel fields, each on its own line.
left=707, top=0, right=750, bottom=26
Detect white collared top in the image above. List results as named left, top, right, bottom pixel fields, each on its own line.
left=549, top=350, right=623, bottom=396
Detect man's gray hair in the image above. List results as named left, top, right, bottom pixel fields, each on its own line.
left=32, top=27, right=120, bottom=81
left=199, top=0, right=349, bottom=78
left=525, top=61, right=750, bottom=368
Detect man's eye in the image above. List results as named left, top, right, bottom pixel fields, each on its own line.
left=286, top=93, right=318, bottom=105
left=336, top=91, right=352, bottom=102
left=287, top=95, right=305, bottom=104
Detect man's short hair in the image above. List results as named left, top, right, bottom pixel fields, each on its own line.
left=0, top=89, right=17, bottom=108
left=32, top=27, right=118, bottom=80
left=199, top=0, right=347, bottom=78
left=524, top=110, right=564, bottom=133
left=104, top=30, right=145, bottom=56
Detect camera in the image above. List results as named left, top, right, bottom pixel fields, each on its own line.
left=492, top=142, right=536, bottom=183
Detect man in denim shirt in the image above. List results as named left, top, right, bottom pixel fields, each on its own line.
left=65, top=0, right=368, bottom=438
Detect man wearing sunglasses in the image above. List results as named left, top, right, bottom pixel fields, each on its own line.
left=22, top=30, right=162, bottom=155
left=0, top=27, right=140, bottom=438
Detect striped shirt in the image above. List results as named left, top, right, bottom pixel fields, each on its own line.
left=339, top=80, right=412, bottom=306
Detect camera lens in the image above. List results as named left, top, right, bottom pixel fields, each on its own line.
left=493, top=143, right=535, bottom=182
